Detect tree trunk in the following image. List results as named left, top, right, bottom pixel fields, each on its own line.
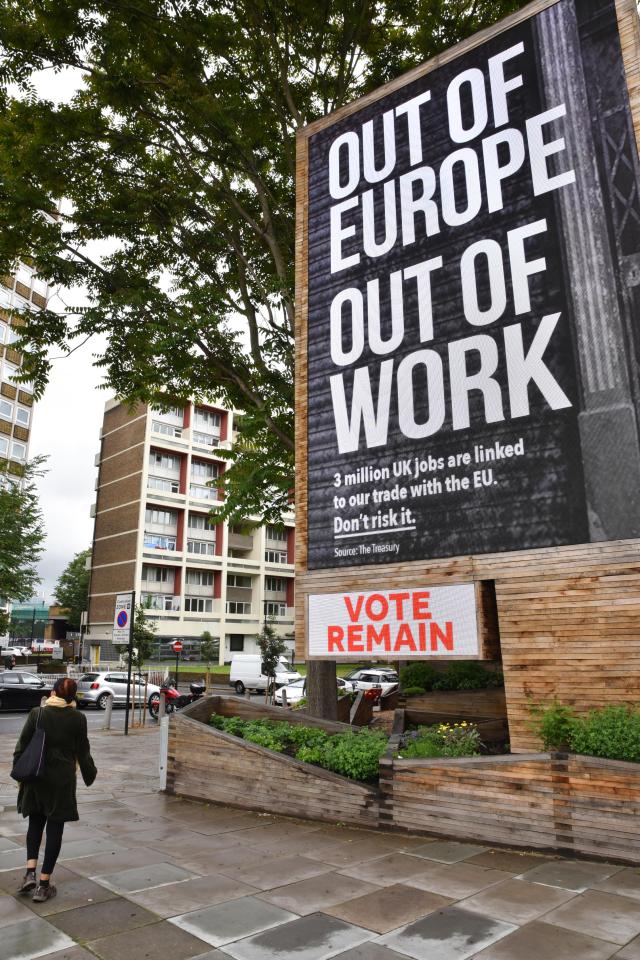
left=305, top=660, right=337, bottom=720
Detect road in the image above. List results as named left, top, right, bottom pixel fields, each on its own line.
left=0, top=708, right=134, bottom=737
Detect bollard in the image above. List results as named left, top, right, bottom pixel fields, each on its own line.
left=143, top=679, right=148, bottom=727
left=158, top=690, right=166, bottom=721
left=281, top=688, right=288, bottom=709
left=245, top=687, right=252, bottom=699
left=103, top=692, right=114, bottom=731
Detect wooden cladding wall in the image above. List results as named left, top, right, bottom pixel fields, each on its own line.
left=167, top=697, right=380, bottom=828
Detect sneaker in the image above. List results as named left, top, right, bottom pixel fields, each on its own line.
left=32, top=883, right=56, bottom=903
left=17, top=872, right=37, bottom=895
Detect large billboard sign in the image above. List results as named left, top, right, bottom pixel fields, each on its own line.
left=299, top=0, right=640, bottom=572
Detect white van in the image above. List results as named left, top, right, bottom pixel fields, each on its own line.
left=229, top=654, right=300, bottom=695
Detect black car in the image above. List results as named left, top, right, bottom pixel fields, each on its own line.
left=0, top=671, right=52, bottom=711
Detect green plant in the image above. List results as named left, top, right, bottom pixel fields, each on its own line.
left=529, top=701, right=576, bottom=751
left=402, top=686, right=426, bottom=697
left=400, top=663, right=437, bottom=691
left=323, top=730, right=388, bottom=781
left=432, top=662, right=503, bottom=691
left=397, top=722, right=482, bottom=759
left=570, top=705, right=640, bottom=763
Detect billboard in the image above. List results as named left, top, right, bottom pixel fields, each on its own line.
left=308, top=584, right=478, bottom=658
left=301, top=0, right=640, bottom=571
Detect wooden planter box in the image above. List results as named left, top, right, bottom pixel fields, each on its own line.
left=165, top=697, right=640, bottom=864
left=166, top=695, right=380, bottom=829
left=404, top=688, right=506, bottom=719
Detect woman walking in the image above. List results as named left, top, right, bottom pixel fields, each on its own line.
left=13, top=677, right=97, bottom=902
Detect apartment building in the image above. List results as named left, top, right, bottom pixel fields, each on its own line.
left=86, top=399, right=295, bottom=663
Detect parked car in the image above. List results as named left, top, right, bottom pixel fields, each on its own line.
left=343, top=668, right=399, bottom=697
left=274, top=676, right=354, bottom=706
left=0, top=671, right=52, bottom=711
left=1, top=647, right=26, bottom=658
left=229, top=654, right=300, bottom=695
left=75, top=672, right=160, bottom=710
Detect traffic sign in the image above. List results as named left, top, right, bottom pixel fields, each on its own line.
left=113, top=592, right=134, bottom=645
left=172, top=640, right=183, bottom=653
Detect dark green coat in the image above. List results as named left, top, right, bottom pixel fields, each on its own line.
left=14, top=705, right=97, bottom=822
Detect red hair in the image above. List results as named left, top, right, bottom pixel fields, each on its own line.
left=53, top=677, right=77, bottom=704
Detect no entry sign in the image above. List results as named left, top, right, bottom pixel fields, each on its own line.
left=172, top=640, right=183, bottom=653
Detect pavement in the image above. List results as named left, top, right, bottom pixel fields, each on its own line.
left=1, top=723, right=640, bottom=960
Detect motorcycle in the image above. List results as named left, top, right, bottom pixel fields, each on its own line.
left=148, top=678, right=206, bottom=719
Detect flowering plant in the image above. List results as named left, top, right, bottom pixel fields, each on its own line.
left=396, top=721, right=482, bottom=759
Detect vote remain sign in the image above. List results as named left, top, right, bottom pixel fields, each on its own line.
left=308, top=584, right=478, bottom=658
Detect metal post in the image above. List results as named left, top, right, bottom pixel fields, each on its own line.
left=159, top=690, right=166, bottom=720
left=175, top=650, right=179, bottom=692
left=124, top=592, right=136, bottom=737
left=103, top=692, right=114, bottom=731
left=142, top=678, right=148, bottom=727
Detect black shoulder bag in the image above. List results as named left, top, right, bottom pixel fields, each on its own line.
left=11, top=708, right=46, bottom=782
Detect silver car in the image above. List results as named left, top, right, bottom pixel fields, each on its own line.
left=76, top=671, right=160, bottom=710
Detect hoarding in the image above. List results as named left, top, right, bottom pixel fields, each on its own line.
left=308, top=584, right=478, bottom=658
left=301, top=0, right=640, bottom=571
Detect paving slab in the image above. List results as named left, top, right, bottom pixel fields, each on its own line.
left=0, top=837, right=19, bottom=852
left=169, top=896, right=297, bottom=947
left=543, top=889, right=640, bottom=945
left=218, top=912, right=374, bottom=960
left=339, top=853, right=436, bottom=886
left=378, top=906, right=517, bottom=960
left=0, top=864, right=81, bottom=898
left=32, top=945, right=96, bottom=960
left=1, top=916, right=75, bottom=960
left=408, top=841, right=489, bottom=865
left=0, top=892, right=35, bottom=927
left=460, top=877, right=577, bottom=924
left=125, top=873, right=260, bottom=917
left=25, top=874, right=118, bottom=917
left=593, top=868, right=640, bottom=903
left=58, top=838, right=124, bottom=861
left=92, top=861, right=197, bottom=894
left=218, top=854, right=333, bottom=890
left=306, top=836, right=405, bottom=867
left=257, top=873, right=381, bottom=916
left=325, top=883, right=452, bottom=934
left=331, top=945, right=409, bottom=960
left=464, top=851, right=551, bottom=875
left=472, top=920, right=619, bottom=959
left=48, top=896, right=159, bottom=940
left=405, top=862, right=512, bottom=900
left=616, top=934, right=640, bottom=959
left=520, top=859, right=622, bottom=892
left=62, top=845, right=168, bottom=877
left=0, top=847, right=30, bottom=871
left=88, top=918, right=211, bottom=960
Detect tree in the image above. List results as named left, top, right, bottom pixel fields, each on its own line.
left=0, top=0, right=523, bottom=714
left=0, top=459, right=46, bottom=633
left=53, top=548, right=91, bottom=630
left=200, top=629, right=218, bottom=688
left=256, top=620, right=287, bottom=704
left=120, top=602, right=158, bottom=671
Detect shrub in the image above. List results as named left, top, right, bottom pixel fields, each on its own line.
left=403, top=686, right=426, bottom=697
left=529, top=701, right=576, bottom=750
left=570, top=705, right=640, bottom=763
left=398, top=722, right=482, bottom=759
left=432, top=662, right=504, bottom=691
left=208, top=714, right=387, bottom=780
left=400, top=662, right=437, bottom=691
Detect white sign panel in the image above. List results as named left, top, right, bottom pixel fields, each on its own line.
left=308, top=584, right=478, bottom=659
left=112, top=592, right=134, bottom=646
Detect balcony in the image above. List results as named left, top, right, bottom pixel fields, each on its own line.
left=189, top=483, right=219, bottom=501
left=228, top=532, right=253, bottom=551
left=186, top=539, right=217, bottom=558
left=141, top=578, right=176, bottom=594
left=141, top=593, right=180, bottom=612
left=191, top=429, right=221, bottom=449
left=148, top=476, right=180, bottom=495
left=151, top=420, right=183, bottom=440
left=184, top=581, right=214, bottom=597
left=143, top=533, right=178, bottom=551
left=226, top=601, right=252, bottom=615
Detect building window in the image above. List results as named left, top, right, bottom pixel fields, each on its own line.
left=152, top=419, right=182, bottom=438
left=15, top=407, right=30, bottom=426
left=11, top=441, right=26, bottom=461
left=0, top=323, right=5, bottom=343
left=0, top=436, right=8, bottom=456
left=185, top=569, right=214, bottom=586
left=144, top=507, right=178, bottom=526
left=192, top=430, right=219, bottom=448
left=226, top=601, right=252, bottom=615
left=187, top=539, right=216, bottom=556
left=265, top=550, right=288, bottom=564
left=0, top=399, right=12, bottom=421
left=188, top=513, right=216, bottom=531
left=191, top=460, right=218, bottom=480
left=265, top=576, right=286, bottom=593
left=141, top=593, right=178, bottom=611
left=194, top=408, right=221, bottom=431
left=229, top=636, right=244, bottom=652
left=227, top=574, right=252, bottom=589
left=189, top=483, right=218, bottom=500
left=150, top=451, right=180, bottom=471
left=265, top=525, right=287, bottom=543
left=148, top=476, right=179, bottom=494
left=141, top=565, right=170, bottom=582
left=143, top=533, right=177, bottom=550
left=184, top=596, right=213, bottom=613
left=264, top=601, right=286, bottom=617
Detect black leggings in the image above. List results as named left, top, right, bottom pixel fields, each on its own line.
left=26, top=813, right=65, bottom=875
